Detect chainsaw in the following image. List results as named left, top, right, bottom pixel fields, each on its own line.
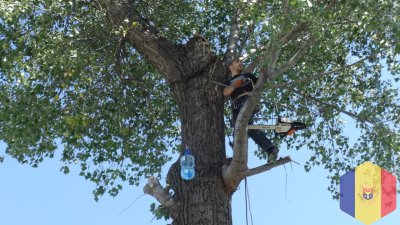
left=247, top=117, right=307, bottom=137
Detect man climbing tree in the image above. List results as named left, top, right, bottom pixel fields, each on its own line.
left=0, top=1, right=399, bottom=225
left=223, top=59, right=279, bottom=163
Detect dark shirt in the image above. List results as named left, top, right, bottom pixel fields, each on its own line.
left=224, top=73, right=258, bottom=100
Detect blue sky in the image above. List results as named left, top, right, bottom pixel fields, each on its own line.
left=1, top=137, right=399, bottom=225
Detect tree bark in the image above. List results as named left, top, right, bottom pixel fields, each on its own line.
left=102, top=2, right=237, bottom=223
left=165, top=42, right=233, bottom=225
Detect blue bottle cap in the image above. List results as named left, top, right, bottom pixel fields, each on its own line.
left=184, top=149, right=191, bottom=155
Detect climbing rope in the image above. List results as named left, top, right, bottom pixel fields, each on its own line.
left=244, top=178, right=254, bottom=225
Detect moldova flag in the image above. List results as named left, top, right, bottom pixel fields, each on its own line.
left=340, top=162, right=397, bottom=224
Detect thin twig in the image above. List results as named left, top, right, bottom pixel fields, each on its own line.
left=116, top=194, right=146, bottom=217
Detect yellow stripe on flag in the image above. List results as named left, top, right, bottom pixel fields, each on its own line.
left=355, top=162, right=382, bottom=225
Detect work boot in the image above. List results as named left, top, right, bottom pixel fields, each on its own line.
left=267, top=146, right=279, bottom=163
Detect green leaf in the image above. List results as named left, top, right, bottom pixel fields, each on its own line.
left=60, top=166, right=70, bottom=174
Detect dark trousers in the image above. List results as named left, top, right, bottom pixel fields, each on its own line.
left=231, top=97, right=274, bottom=153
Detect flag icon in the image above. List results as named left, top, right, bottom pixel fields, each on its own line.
left=340, top=162, right=397, bottom=224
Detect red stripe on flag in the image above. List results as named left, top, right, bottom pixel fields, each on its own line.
left=381, top=169, right=396, bottom=217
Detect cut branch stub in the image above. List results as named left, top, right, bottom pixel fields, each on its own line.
left=143, top=176, right=177, bottom=217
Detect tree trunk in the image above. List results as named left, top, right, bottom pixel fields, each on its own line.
left=103, top=3, right=293, bottom=225
left=166, top=54, right=233, bottom=225
left=104, top=3, right=238, bottom=221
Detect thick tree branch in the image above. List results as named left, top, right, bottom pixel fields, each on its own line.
left=224, top=9, right=241, bottom=64
left=224, top=1, right=262, bottom=64
left=237, top=21, right=256, bottom=58
left=143, top=176, right=178, bottom=217
left=271, top=37, right=315, bottom=79
left=279, top=22, right=309, bottom=45
left=223, top=46, right=281, bottom=190
left=266, top=45, right=281, bottom=75
left=97, top=0, right=180, bottom=82
left=234, top=47, right=280, bottom=162
left=114, top=37, right=126, bottom=76
left=240, top=156, right=292, bottom=178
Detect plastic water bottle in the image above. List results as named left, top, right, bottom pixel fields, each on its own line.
left=180, top=149, right=195, bottom=180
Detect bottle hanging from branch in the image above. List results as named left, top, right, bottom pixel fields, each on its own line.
left=180, top=147, right=195, bottom=180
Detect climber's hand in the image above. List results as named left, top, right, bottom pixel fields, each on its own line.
left=230, top=79, right=244, bottom=88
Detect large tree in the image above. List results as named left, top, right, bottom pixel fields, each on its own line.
left=1, top=0, right=399, bottom=224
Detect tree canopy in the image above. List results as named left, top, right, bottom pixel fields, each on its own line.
left=1, top=0, right=399, bottom=201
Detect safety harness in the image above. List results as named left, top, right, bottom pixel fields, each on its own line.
left=230, top=75, right=254, bottom=109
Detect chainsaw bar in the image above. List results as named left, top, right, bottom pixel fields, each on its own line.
left=247, top=121, right=307, bottom=137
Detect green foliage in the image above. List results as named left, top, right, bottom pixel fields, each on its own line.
left=1, top=0, right=399, bottom=200
left=0, top=0, right=180, bottom=198
left=150, top=202, right=171, bottom=221
left=235, top=0, right=400, bottom=195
